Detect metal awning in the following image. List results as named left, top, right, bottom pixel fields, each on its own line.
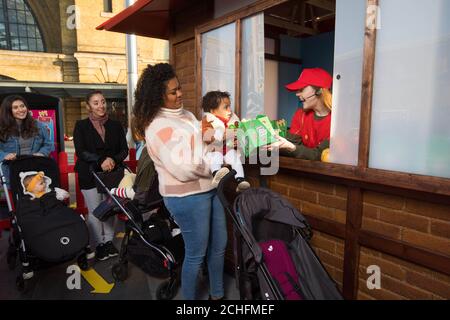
left=96, top=0, right=194, bottom=39
left=0, top=80, right=127, bottom=99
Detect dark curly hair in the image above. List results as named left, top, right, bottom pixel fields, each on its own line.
left=133, top=63, right=176, bottom=137
left=202, top=91, right=231, bottom=113
left=0, top=95, right=38, bottom=142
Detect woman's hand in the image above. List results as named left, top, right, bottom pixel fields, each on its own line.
left=4, top=153, right=17, bottom=161
left=101, top=157, right=115, bottom=172
left=263, top=135, right=296, bottom=152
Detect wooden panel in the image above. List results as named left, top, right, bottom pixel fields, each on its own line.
left=342, top=187, right=363, bottom=300
left=235, top=19, right=242, bottom=118
left=358, top=0, right=379, bottom=167
left=195, top=31, right=202, bottom=119
left=279, top=157, right=450, bottom=198
left=303, top=214, right=346, bottom=239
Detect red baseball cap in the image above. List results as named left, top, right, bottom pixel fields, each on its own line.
left=285, top=68, right=333, bottom=91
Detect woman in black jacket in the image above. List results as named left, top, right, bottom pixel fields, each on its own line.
left=73, top=90, right=128, bottom=261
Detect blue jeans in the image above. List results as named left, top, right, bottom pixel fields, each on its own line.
left=163, top=189, right=227, bottom=300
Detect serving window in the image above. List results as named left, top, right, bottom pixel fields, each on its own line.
left=196, top=0, right=450, bottom=185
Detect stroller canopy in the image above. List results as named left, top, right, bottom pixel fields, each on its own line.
left=234, top=188, right=311, bottom=243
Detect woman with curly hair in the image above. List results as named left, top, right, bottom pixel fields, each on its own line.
left=133, top=63, right=227, bottom=300
left=0, top=95, right=54, bottom=185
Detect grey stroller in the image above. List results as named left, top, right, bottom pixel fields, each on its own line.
left=217, top=170, right=343, bottom=300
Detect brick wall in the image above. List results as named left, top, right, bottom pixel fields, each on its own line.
left=358, top=247, right=450, bottom=300
left=174, top=40, right=197, bottom=117
left=268, top=171, right=347, bottom=225
left=310, top=231, right=345, bottom=290
left=362, top=191, right=450, bottom=257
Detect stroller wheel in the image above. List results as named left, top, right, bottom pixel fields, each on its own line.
left=77, top=254, right=89, bottom=271
left=112, top=263, right=128, bottom=282
left=156, top=280, right=178, bottom=300
left=16, top=276, right=30, bottom=293
left=6, top=245, right=17, bottom=270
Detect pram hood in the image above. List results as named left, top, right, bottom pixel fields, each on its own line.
left=19, top=171, right=52, bottom=200
left=234, top=188, right=309, bottom=237
left=233, top=187, right=343, bottom=300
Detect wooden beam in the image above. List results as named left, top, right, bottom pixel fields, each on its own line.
left=265, top=15, right=318, bottom=35
left=358, top=0, right=379, bottom=167
left=342, top=187, right=363, bottom=300
left=235, top=19, right=242, bottom=118
left=279, top=156, right=450, bottom=198
left=195, top=31, right=202, bottom=119
left=302, top=214, right=346, bottom=239
left=290, top=3, right=299, bottom=23
left=308, top=3, right=319, bottom=31
left=287, top=3, right=300, bottom=37
left=359, top=230, right=450, bottom=276
left=305, top=0, right=335, bottom=12
left=299, top=2, right=306, bottom=26
left=298, top=214, right=450, bottom=277
left=265, top=53, right=302, bottom=65
left=196, top=0, right=289, bottom=34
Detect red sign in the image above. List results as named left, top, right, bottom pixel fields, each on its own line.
left=30, top=109, right=58, bottom=162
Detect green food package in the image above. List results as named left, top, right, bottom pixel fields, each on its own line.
left=270, top=119, right=287, bottom=138
left=237, top=115, right=277, bottom=157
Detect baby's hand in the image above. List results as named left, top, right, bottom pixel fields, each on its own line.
left=202, top=117, right=215, bottom=144
left=55, top=187, right=70, bottom=201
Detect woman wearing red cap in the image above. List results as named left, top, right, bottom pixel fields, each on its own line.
left=274, top=68, right=333, bottom=161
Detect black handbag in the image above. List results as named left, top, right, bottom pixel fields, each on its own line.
left=95, top=168, right=124, bottom=193
left=92, top=196, right=124, bottom=221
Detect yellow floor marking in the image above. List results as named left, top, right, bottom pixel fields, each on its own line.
left=80, top=268, right=115, bottom=294
left=116, top=232, right=125, bottom=239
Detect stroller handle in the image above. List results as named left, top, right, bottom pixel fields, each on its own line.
left=216, top=169, right=237, bottom=207
left=0, top=161, right=13, bottom=212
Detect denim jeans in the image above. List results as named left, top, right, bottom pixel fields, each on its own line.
left=163, top=189, right=227, bottom=300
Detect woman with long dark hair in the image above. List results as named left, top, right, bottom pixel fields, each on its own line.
left=133, top=63, right=227, bottom=300
left=0, top=95, right=54, bottom=185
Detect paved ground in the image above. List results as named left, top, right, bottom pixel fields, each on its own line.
left=0, top=228, right=239, bottom=300
left=0, top=141, right=240, bottom=300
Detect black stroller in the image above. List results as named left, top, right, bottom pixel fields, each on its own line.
left=91, top=158, right=184, bottom=300
left=1, top=156, right=90, bottom=292
left=217, top=170, right=343, bottom=300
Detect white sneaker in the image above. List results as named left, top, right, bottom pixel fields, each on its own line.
left=212, top=167, right=230, bottom=188
left=86, top=247, right=96, bottom=260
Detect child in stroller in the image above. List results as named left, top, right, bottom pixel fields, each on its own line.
left=92, top=146, right=184, bottom=300
left=1, top=155, right=91, bottom=293
left=21, top=171, right=70, bottom=201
